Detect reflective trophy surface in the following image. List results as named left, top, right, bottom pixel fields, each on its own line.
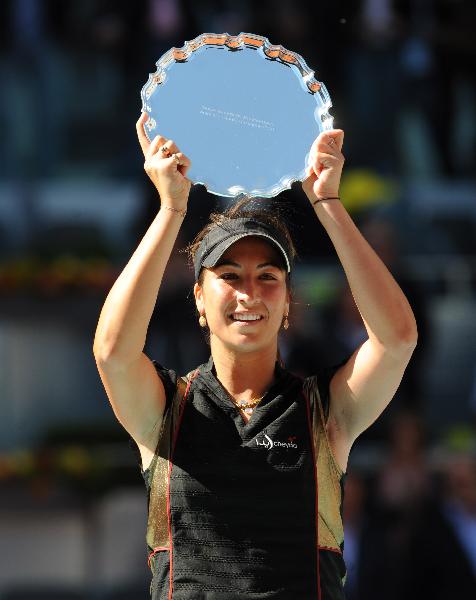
left=141, top=32, right=333, bottom=198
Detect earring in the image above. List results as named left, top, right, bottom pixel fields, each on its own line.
left=283, top=315, right=289, bottom=330
left=199, top=315, right=207, bottom=328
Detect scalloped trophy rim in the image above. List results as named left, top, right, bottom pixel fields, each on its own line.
left=140, top=32, right=333, bottom=198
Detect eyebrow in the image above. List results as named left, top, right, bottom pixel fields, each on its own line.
left=215, top=260, right=283, bottom=270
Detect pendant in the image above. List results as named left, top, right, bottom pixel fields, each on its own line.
left=244, top=407, right=254, bottom=415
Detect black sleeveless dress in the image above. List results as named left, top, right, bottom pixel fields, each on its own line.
left=138, top=356, right=347, bottom=600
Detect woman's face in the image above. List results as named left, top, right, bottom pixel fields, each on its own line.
left=194, top=236, right=290, bottom=355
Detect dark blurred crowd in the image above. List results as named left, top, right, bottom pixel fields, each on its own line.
left=343, top=412, right=476, bottom=599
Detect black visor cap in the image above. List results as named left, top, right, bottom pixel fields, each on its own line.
left=193, top=217, right=292, bottom=281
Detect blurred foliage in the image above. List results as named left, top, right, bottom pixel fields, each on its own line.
left=339, top=169, right=399, bottom=212
left=0, top=255, right=119, bottom=296
left=0, top=440, right=140, bottom=497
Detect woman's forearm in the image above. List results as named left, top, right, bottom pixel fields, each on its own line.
left=93, top=206, right=184, bottom=364
left=313, top=198, right=418, bottom=349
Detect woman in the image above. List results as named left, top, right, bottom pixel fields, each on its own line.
left=93, top=112, right=418, bottom=599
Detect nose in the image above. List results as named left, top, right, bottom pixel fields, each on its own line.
left=236, top=277, right=260, bottom=305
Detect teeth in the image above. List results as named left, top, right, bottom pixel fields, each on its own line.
left=232, top=313, right=262, bottom=321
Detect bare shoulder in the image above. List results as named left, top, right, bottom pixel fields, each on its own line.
left=95, top=352, right=168, bottom=471
left=304, top=370, right=352, bottom=474
left=325, top=337, right=417, bottom=472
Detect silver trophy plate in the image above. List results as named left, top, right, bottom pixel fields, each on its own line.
left=140, top=32, right=333, bottom=198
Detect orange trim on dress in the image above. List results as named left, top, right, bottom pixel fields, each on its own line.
left=319, top=545, right=343, bottom=555
left=147, top=546, right=170, bottom=568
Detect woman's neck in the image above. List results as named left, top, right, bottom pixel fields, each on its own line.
left=210, top=341, right=278, bottom=401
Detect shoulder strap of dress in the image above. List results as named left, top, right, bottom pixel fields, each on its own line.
left=303, top=376, right=325, bottom=427
left=302, top=375, right=346, bottom=557
left=146, top=368, right=198, bottom=560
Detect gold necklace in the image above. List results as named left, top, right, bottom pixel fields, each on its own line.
left=234, top=394, right=266, bottom=415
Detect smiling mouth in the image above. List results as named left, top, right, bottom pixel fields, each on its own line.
left=229, top=313, right=264, bottom=323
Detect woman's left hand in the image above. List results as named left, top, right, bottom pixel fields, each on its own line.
left=302, top=129, right=345, bottom=202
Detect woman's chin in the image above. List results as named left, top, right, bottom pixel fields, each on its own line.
left=212, top=330, right=277, bottom=355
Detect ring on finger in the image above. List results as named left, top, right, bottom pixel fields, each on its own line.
left=160, top=145, right=171, bottom=157
left=171, top=153, right=180, bottom=164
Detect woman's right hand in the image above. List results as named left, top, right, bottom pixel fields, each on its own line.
left=136, top=112, right=192, bottom=208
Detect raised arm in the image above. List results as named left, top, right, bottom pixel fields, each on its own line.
left=93, top=113, right=191, bottom=458
left=302, top=130, right=418, bottom=466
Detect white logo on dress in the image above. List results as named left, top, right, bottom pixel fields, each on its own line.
left=255, top=433, right=298, bottom=450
